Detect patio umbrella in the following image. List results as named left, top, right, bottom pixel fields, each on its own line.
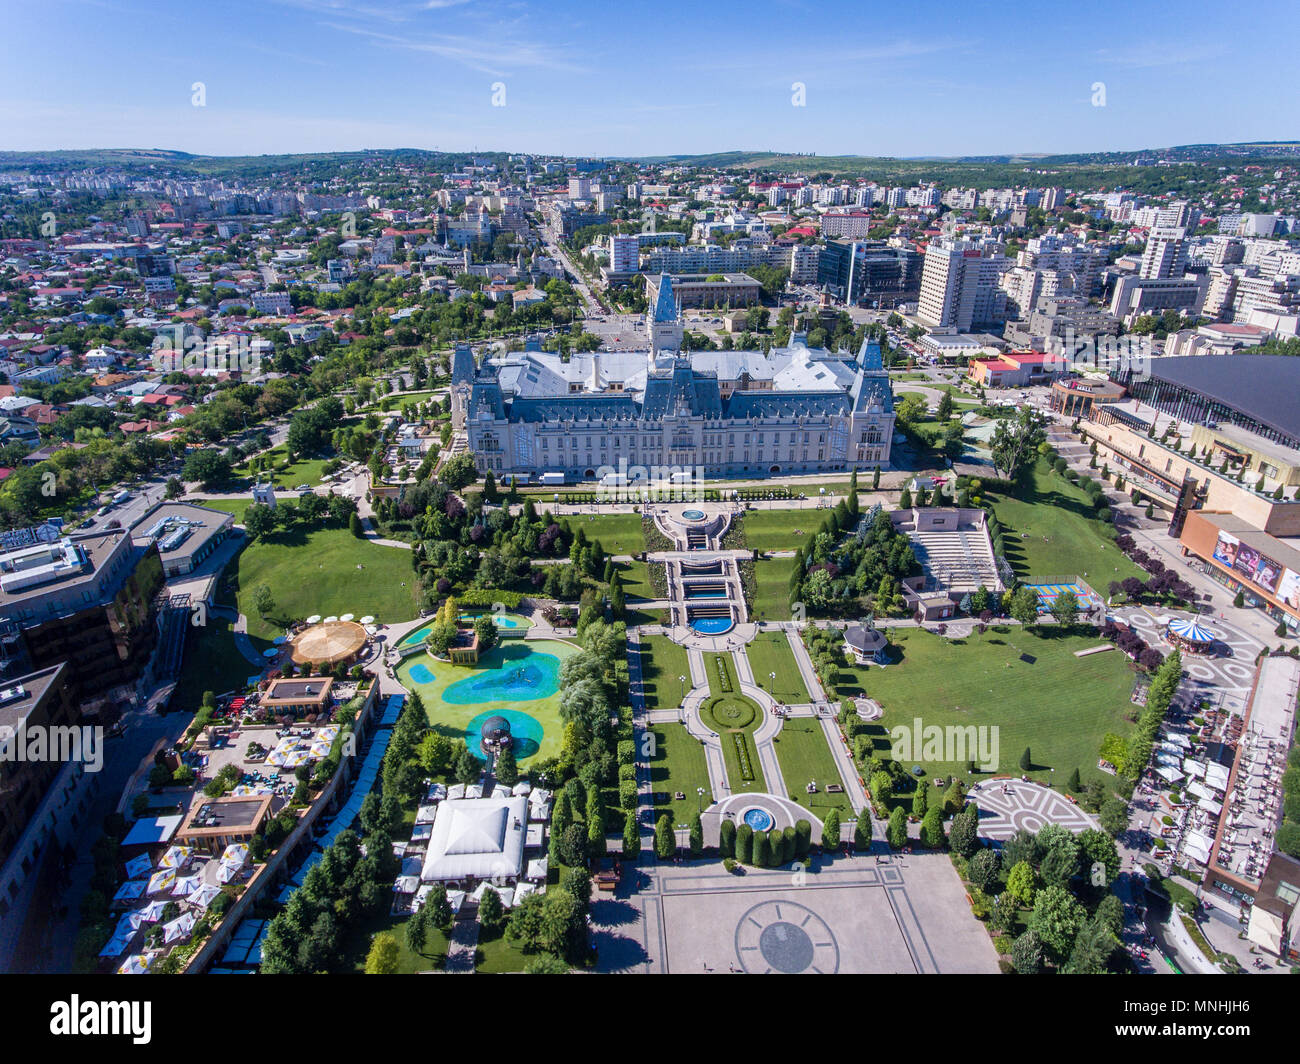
left=262, top=647, right=279, bottom=658
left=359, top=616, right=375, bottom=625
left=323, top=615, right=338, bottom=623
left=163, top=911, right=196, bottom=944
left=146, top=869, right=176, bottom=895
left=170, top=874, right=202, bottom=897
left=158, top=845, right=192, bottom=870
left=340, top=613, right=355, bottom=621
left=136, top=900, right=169, bottom=923
left=113, top=879, right=149, bottom=903
left=306, top=615, right=322, bottom=624
left=221, top=843, right=250, bottom=867
left=123, top=854, right=153, bottom=879
left=99, top=931, right=135, bottom=958
left=190, top=884, right=223, bottom=909
left=117, top=953, right=153, bottom=975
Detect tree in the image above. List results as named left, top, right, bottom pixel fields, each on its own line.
left=655, top=814, right=675, bottom=860
left=912, top=782, right=928, bottom=819
left=936, top=391, right=954, bottom=421
left=752, top=830, right=771, bottom=868
left=404, top=905, right=428, bottom=955
left=494, top=745, right=517, bottom=786
left=1011, top=929, right=1044, bottom=975
left=244, top=503, right=276, bottom=539
left=887, top=806, right=908, bottom=849
left=349, top=512, right=364, bottom=538
left=253, top=583, right=275, bottom=619
left=1028, top=885, right=1086, bottom=961
left=1099, top=798, right=1129, bottom=838
left=920, top=807, right=946, bottom=849
left=968, top=848, right=1001, bottom=892
left=426, top=883, right=454, bottom=932
left=1006, top=860, right=1036, bottom=906
left=1066, top=767, right=1082, bottom=793
left=852, top=810, right=872, bottom=852
left=1049, top=589, right=1080, bottom=627
left=821, top=809, right=841, bottom=851
left=365, top=931, right=400, bottom=974
left=990, top=407, right=1047, bottom=483
left=1062, top=917, right=1119, bottom=974
left=478, top=887, right=506, bottom=933
left=183, top=448, right=232, bottom=489
left=455, top=748, right=479, bottom=785
left=1010, top=587, right=1041, bottom=627
left=736, top=823, right=754, bottom=864
left=688, top=808, right=703, bottom=857
left=623, top=808, right=640, bottom=858
left=949, top=803, right=980, bottom=858
left=1078, top=828, right=1120, bottom=886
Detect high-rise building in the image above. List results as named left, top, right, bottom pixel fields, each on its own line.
left=609, top=234, right=639, bottom=275
left=1141, top=226, right=1190, bottom=280
left=917, top=240, right=1010, bottom=331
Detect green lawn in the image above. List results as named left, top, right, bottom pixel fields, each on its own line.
left=617, top=559, right=657, bottom=601
left=339, top=909, right=450, bottom=973
left=705, top=653, right=766, bottom=794
left=742, top=507, right=824, bottom=552
left=227, top=525, right=421, bottom=640
left=397, top=639, right=580, bottom=765
left=474, top=927, right=534, bottom=973
left=647, top=722, right=715, bottom=823
left=234, top=446, right=335, bottom=489
left=562, top=513, right=645, bottom=555
left=771, top=717, right=852, bottom=819
left=637, top=635, right=691, bottom=711
left=193, top=498, right=251, bottom=523
left=744, top=631, right=812, bottom=704
left=986, top=459, right=1145, bottom=587
left=832, top=627, right=1136, bottom=787
left=169, top=609, right=266, bottom=712
left=752, top=556, right=797, bottom=622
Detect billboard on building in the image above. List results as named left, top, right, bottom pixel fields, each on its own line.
left=1214, top=530, right=1290, bottom=600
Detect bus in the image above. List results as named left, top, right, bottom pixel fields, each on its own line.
left=112, top=490, right=131, bottom=506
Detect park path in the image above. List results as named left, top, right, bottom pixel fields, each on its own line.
left=444, top=918, right=480, bottom=973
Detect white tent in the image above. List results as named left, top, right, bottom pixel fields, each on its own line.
left=158, top=845, right=193, bottom=870
left=171, top=873, right=203, bottom=897
left=136, top=900, right=169, bottom=924
left=419, top=797, right=528, bottom=883
left=123, top=854, right=153, bottom=879
left=190, top=884, right=223, bottom=910
left=1155, top=765, right=1184, bottom=784
left=525, top=857, right=548, bottom=882
left=220, top=843, right=249, bottom=867
left=393, top=876, right=420, bottom=894
left=513, top=881, right=539, bottom=903
left=113, top=879, right=148, bottom=903
left=163, top=911, right=197, bottom=944
left=118, top=953, right=154, bottom=975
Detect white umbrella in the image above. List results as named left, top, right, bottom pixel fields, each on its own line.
left=221, top=842, right=249, bottom=866
left=146, top=869, right=176, bottom=894
left=118, top=953, right=153, bottom=975
left=189, top=884, right=223, bottom=910
left=306, top=615, right=322, bottom=624
left=158, top=845, right=192, bottom=870
left=162, top=911, right=196, bottom=944
left=99, top=931, right=135, bottom=958
left=340, top=613, right=355, bottom=621
left=359, top=616, right=375, bottom=625
left=123, top=854, right=152, bottom=879
left=171, top=873, right=202, bottom=897
left=323, top=615, right=339, bottom=623
left=136, top=900, right=169, bottom=924
left=113, top=879, right=148, bottom=903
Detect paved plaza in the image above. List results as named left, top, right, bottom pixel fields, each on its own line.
left=591, top=852, right=999, bottom=974
left=967, top=779, right=1098, bottom=840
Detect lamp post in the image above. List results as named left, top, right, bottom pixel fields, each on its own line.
left=769, top=671, right=776, bottom=698
left=697, top=786, right=705, bottom=812
left=819, top=487, right=825, bottom=509
left=679, top=674, right=686, bottom=703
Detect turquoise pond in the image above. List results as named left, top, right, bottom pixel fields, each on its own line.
left=400, top=614, right=527, bottom=647
left=441, top=650, right=562, bottom=704
left=466, top=709, right=543, bottom=760
left=409, top=663, right=435, bottom=684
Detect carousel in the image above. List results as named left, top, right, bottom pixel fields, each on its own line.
left=1164, top=617, right=1216, bottom=655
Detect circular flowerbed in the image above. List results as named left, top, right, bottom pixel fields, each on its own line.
left=702, top=694, right=758, bottom=731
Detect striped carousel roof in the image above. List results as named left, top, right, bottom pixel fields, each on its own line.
left=1167, top=618, right=1214, bottom=643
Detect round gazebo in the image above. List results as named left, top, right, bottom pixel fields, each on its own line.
left=1164, top=617, right=1215, bottom=655
left=480, top=715, right=513, bottom=757
left=290, top=619, right=368, bottom=667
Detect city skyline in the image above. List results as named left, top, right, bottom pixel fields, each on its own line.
left=2, top=0, right=1298, bottom=159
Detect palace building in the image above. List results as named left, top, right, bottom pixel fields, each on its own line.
left=451, top=275, right=897, bottom=481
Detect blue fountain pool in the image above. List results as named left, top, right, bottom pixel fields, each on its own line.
left=690, top=616, right=734, bottom=634
left=442, top=650, right=562, bottom=704
left=465, top=709, right=544, bottom=761
left=682, top=509, right=706, bottom=521
left=743, top=808, right=774, bottom=832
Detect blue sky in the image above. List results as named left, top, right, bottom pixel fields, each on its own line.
left=2, top=0, right=1297, bottom=158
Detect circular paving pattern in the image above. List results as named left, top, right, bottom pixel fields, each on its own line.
left=967, top=780, right=1098, bottom=841
left=734, top=900, right=839, bottom=974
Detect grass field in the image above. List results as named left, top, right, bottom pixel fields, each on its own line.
left=832, top=627, right=1136, bottom=787
left=986, top=460, right=1145, bottom=587
left=744, top=631, right=812, bottom=704
left=397, top=639, right=580, bottom=765
left=227, top=525, right=421, bottom=640
left=706, top=653, right=766, bottom=794
left=233, top=446, right=334, bottom=489
left=647, top=722, right=715, bottom=824
left=617, top=559, right=657, bottom=601
left=339, top=909, right=450, bottom=973
left=561, top=513, right=645, bottom=555
left=741, top=508, right=825, bottom=552
left=637, top=635, right=691, bottom=711
left=752, top=556, right=798, bottom=622
left=170, top=610, right=266, bottom=711
left=771, top=717, right=852, bottom=819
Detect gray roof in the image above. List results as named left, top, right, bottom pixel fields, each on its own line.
left=1143, top=355, right=1300, bottom=441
